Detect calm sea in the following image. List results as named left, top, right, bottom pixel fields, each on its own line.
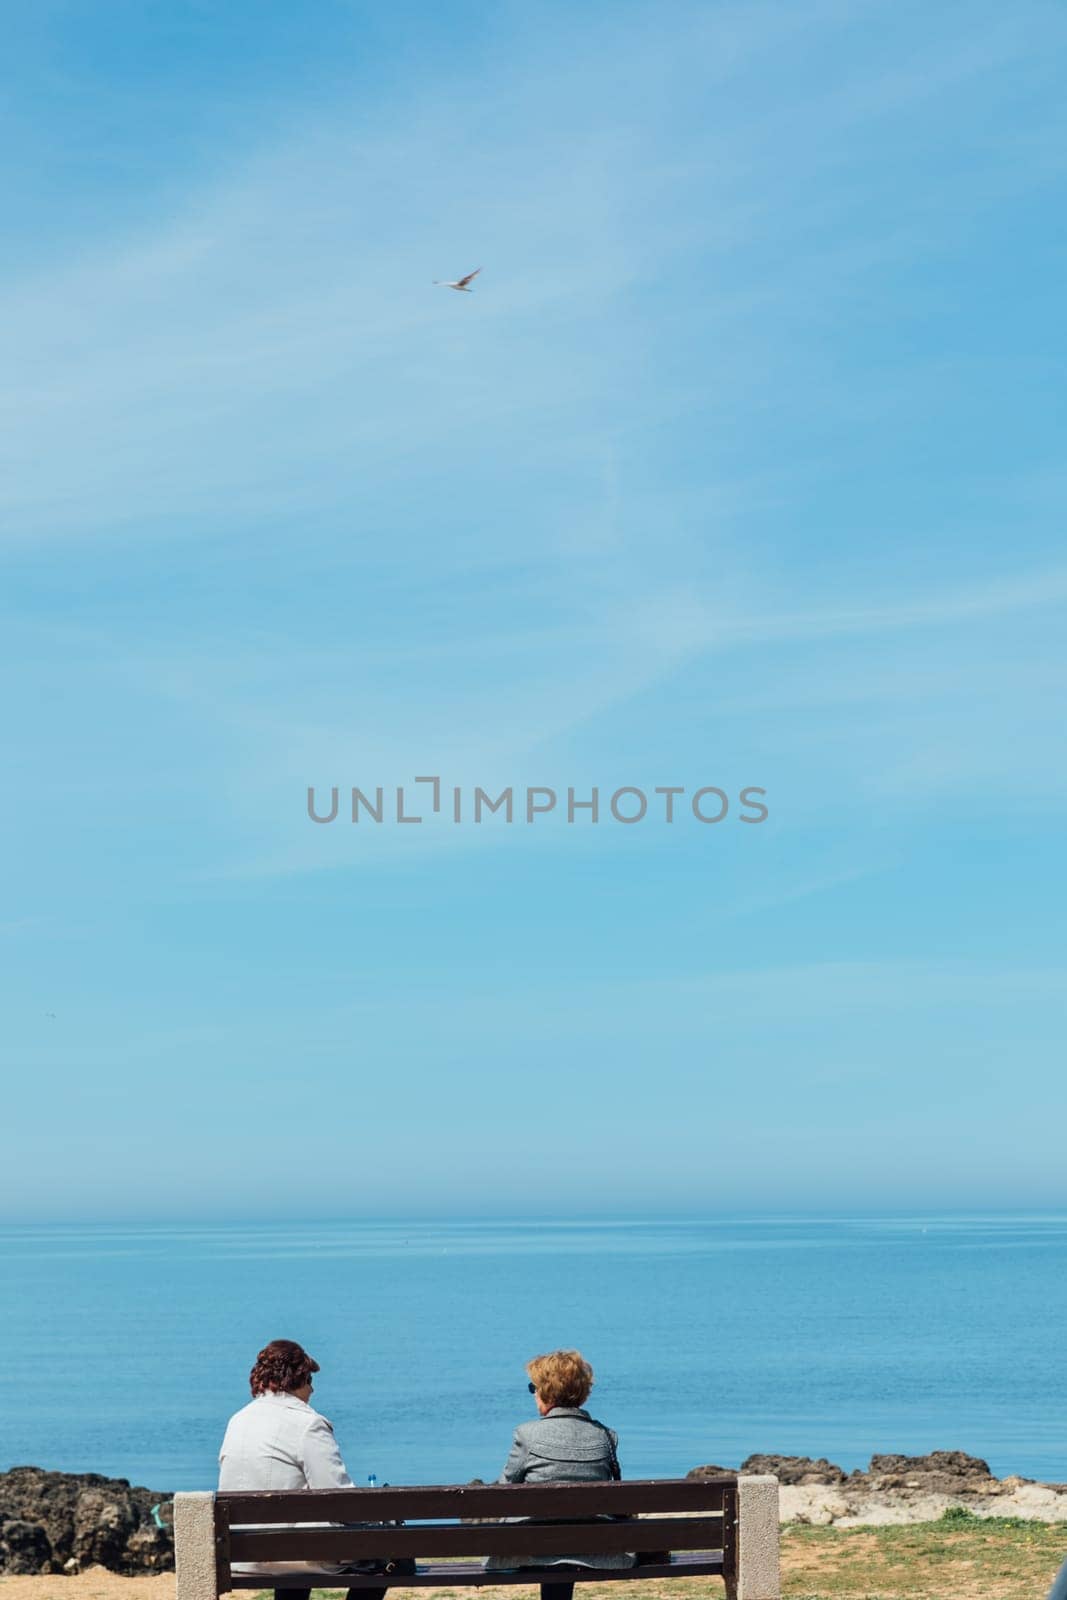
left=1, top=1216, right=1065, bottom=1492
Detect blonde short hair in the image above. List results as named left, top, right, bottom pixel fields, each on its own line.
left=526, top=1349, right=594, bottom=1408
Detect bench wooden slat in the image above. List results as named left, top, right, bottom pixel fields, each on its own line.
left=230, top=1515, right=723, bottom=1562
left=227, top=1553, right=727, bottom=1590
left=218, top=1479, right=731, bottom=1523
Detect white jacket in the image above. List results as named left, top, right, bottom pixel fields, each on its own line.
left=219, top=1390, right=354, bottom=1490
left=218, top=1390, right=355, bottom=1574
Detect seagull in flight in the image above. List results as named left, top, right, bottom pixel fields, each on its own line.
left=434, top=268, right=481, bottom=293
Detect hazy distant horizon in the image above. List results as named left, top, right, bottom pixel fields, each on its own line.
left=4, top=1208, right=1067, bottom=1227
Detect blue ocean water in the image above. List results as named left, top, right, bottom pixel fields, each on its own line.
left=1, top=1216, right=1065, bottom=1493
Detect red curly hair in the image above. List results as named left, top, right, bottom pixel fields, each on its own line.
left=249, top=1339, right=320, bottom=1396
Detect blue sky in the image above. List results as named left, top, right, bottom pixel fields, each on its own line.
left=2, top=0, right=1065, bottom=1218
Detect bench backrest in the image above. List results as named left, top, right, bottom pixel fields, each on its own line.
left=175, top=1477, right=779, bottom=1600
left=222, top=1478, right=733, bottom=1568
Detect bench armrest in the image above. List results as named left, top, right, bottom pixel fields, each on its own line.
left=730, top=1477, right=779, bottom=1600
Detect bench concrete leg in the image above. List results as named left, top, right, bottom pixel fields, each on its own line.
left=726, top=1475, right=779, bottom=1600
left=175, top=1491, right=220, bottom=1600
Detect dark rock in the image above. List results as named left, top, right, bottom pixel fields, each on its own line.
left=0, top=1467, right=173, bottom=1575
left=686, top=1465, right=736, bottom=1480
left=740, top=1455, right=846, bottom=1486
left=869, top=1452, right=992, bottom=1478
left=862, top=1452, right=995, bottom=1494
left=73, top=1486, right=139, bottom=1569
left=0, top=1520, right=54, bottom=1575
left=127, top=1523, right=173, bottom=1564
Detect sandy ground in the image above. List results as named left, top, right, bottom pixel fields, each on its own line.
left=0, top=1579, right=174, bottom=1600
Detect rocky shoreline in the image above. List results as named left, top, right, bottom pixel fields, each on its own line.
left=2, top=1453, right=1066, bottom=1575
left=0, top=1469, right=173, bottom=1576
left=690, top=1451, right=1067, bottom=1526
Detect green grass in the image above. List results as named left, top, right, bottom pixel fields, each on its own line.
left=779, top=1515, right=1065, bottom=1599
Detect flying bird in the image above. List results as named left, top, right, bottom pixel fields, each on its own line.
left=433, top=268, right=481, bottom=292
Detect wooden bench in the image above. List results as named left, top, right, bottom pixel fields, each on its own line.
left=174, top=1477, right=780, bottom=1600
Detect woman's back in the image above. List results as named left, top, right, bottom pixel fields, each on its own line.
left=501, top=1406, right=620, bottom=1484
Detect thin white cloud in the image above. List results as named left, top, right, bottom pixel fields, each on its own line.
left=623, top=566, right=1067, bottom=659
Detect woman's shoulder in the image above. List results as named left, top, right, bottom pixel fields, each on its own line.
left=554, top=1408, right=616, bottom=1428
left=583, top=1416, right=619, bottom=1447
left=526, top=1410, right=618, bottom=1441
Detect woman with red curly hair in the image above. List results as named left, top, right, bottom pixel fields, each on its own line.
left=219, top=1339, right=384, bottom=1600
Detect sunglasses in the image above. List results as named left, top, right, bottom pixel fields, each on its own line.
left=528, top=1382, right=537, bottom=1394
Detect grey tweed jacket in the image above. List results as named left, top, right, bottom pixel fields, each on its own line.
left=499, top=1406, right=621, bottom=1483
left=488, top=1406, right=632, bottom=1570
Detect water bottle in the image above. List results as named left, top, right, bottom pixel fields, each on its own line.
left=367, top=1473, right=378, bottom=1488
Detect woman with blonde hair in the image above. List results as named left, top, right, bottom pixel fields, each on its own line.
left=488, top=1349, right=634, bottom=1600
